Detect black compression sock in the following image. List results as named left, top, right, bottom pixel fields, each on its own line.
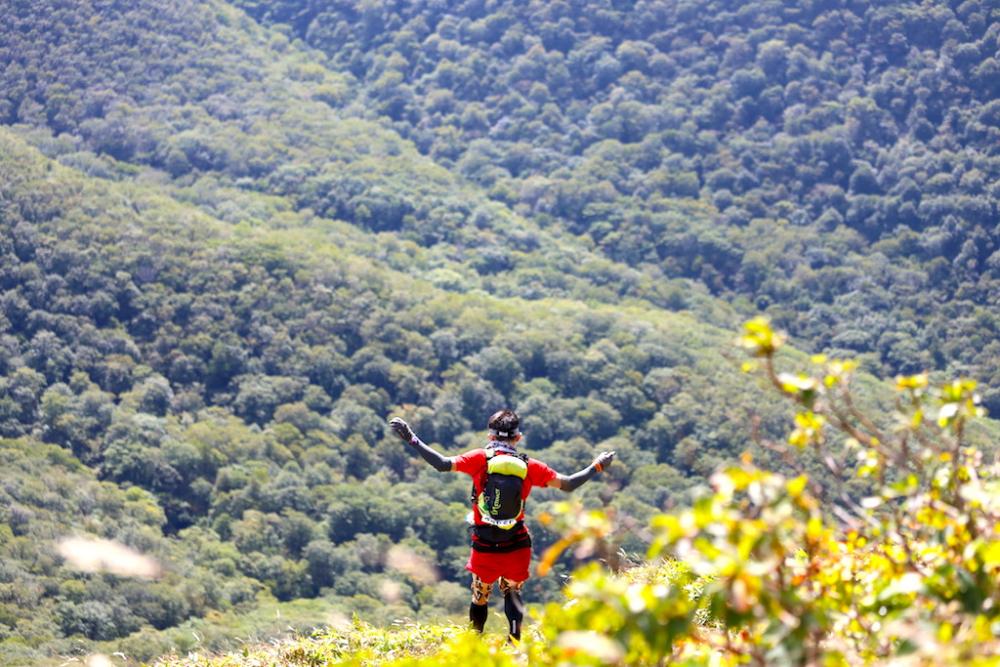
left=469, top=602, right=488, bottom=633
left=503, top=592, right=523, bottom=640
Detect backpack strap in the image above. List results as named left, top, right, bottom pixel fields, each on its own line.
left=470, top=448, right=493, bottom=504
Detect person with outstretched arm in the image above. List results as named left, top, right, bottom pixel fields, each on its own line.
left=389, top=409, right=615, bottom=642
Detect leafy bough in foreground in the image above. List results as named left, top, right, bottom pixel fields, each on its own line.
left=534, top=318, right=1000, bottom=665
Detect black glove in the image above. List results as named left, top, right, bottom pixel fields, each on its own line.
left=593, top=451, right=616, bottom=471
left=389, top=417, right=416, bottom=444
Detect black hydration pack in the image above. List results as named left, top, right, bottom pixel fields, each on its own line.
left=473, top=448, right=529, bottom=530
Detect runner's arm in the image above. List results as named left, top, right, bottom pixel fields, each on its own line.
left=389, top=418, right=456, bottom=472
left=409, top=434, right=456, bottom=472
left=548, top=451, right=615, bottom=491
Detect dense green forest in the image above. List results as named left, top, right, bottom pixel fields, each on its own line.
left=0, top=0, right=997, bottom=663
left=232, top=0, right=1000, bottom=403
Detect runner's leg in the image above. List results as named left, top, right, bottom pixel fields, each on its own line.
left=498, top=578, right=525, bottom=640
left=470, top=574, right=492, bottom=632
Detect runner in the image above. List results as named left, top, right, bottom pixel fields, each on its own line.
left=389, top=409, right=615, bottom=641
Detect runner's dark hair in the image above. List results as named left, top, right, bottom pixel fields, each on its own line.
left=488, top=409, right=520, bottom=440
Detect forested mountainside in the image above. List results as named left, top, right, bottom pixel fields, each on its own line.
left=0, top=0, right=998, bottom=663
left=233, top=0, right=1000, bottom=406
left=0, top=0, right=711, bottom=312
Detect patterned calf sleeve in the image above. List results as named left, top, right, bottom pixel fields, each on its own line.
left=469, top=575, right=492, bottom=633
left=498, top=577, right=524, bottom=596
left=471, top=574, right=493, bottom=605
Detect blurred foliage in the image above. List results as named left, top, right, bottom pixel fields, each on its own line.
left=534, top=319, right=1000, bottom=665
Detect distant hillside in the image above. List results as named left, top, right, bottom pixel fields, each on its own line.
left=0, top=0, right=708, bottom=313
left=233, top=0, right=1000, bottom=404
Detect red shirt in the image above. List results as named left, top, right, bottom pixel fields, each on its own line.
left=453, top=448, right=557, bottom=525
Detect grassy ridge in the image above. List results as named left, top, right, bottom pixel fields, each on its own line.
left=152, top=560, right=699, bottom=667
left=154, top=620, right=484, bottom=667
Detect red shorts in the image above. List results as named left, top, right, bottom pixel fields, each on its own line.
left=466, top=546, right=531, bottom=583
